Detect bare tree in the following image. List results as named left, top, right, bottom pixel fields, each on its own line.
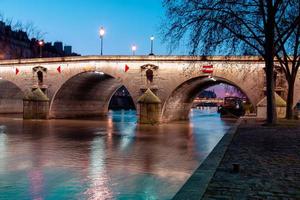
left=22, top=22, right=46, bottom=40
left=162, top=0, right=300, bottom=124
left=275, top=5, right=300, bottom=119
left=224, top=84, right=246, bottom=98
left=0, top=13, right=45, bottom=40
left=12, top=20, right=23, bottom=31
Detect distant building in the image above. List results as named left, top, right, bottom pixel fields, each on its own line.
left=64, top=45, right=71, bottom=55
left=198, top=90, right=217, bottom=99
left=0, top=20, right=80, bottom=59
left=54, top=41, right=63, bottom=53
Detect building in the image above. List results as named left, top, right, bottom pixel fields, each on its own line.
left=0, top=21, right=79, bottom=59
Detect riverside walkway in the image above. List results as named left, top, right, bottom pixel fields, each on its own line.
left=173, top=119, right=300, bottom=199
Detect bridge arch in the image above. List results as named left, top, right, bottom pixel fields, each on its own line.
left=161, top=75, right=255, bottom=122
left=0, top=78, right=24, bottom=114
left=49, top=71, right=136, bottom=118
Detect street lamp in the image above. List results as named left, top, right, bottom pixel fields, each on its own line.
left=38, top=40, right=44, bottom=58
left=149, top=36, right=155, bottom=55
left=131, top=44, right=137, bottom=55
left=99, top=27, right=105, bottom=55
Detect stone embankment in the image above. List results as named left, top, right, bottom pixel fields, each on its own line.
left=174, top=118, right=300, bottom=199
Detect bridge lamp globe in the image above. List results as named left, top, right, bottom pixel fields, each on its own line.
left=131, top=45, right=137, bottom=55
left=99, top=27, right=105, bottom=55
left=99, top=27, right=105, bottom=38
left=38, top=40, right=44, bottom=46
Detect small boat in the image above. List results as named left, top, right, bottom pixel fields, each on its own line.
left=217, top=96, right=245, bottom=118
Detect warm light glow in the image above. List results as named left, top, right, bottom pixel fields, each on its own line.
left=150, top=36, right=155, bottom=41
left=95, top=71, right=105, bottom=75
left=99, top=27, right=105, bottom=37
left=208, top=75, right=216, bottom=81
left=131, top=45, right=137, bottom=52
left=38, top=40, right=44, bottom=46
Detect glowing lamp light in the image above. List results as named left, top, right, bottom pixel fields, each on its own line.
left=208, top=75, right=216, bottom=81
left=131, top=45, right=137, bottom=51
left=99, top=27, right=105, bottom=38
left=131, top=44, right=137, bottom=55
left=38, top=40, right=44, bottom=46
left=150, top=36, right=155, bottom=41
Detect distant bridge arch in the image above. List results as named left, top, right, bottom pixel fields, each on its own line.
left=161, top=75, right=255, bottom=122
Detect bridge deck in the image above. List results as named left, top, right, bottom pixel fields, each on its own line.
left=0, top=55, right=266, bottom=65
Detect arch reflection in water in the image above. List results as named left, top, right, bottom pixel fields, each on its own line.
left=189, top=108, right=233, bottom=153
left=107, top=109, right=137, bottom=151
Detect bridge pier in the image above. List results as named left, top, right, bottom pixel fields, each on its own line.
left=23, top=88, right=49, bottom=119
left=138, top=89, right=161, bottom=124
left=257, top=93, right=287, bottom=119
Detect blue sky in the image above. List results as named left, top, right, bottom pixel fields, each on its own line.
left=0, top=0, right=182, bottom=55
left=0, top=1, right=238, bottom=96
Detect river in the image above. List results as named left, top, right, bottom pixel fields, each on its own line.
left=0, top=108, right=235, bottom=200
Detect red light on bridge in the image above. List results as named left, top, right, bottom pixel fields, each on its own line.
left=202, top=65, right=213, bottom=73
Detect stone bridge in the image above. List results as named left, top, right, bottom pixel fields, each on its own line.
left=0, top=56, right=299, bottom=122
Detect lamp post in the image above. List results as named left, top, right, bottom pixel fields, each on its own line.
left=99, top=27, right=105, bottom=55
left=149, top=36, right=154, bottom=55
left=38, top=40, right=44, bottom=58
left=131, top=44, right=137, bottom=55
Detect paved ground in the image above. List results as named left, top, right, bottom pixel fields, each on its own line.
left=202, top=119, right=300, bottom=199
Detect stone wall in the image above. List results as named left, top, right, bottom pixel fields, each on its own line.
left=0, top=56, right=297, bottom=121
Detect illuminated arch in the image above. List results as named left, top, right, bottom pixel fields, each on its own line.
left=161, top=75, right=255, bottom=122
left=49, top=71, right=136, bottom=118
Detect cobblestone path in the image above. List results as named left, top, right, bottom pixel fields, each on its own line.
left=202, top=121, right=300, bottom=199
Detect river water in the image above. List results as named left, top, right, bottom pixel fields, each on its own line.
left=0, top=108, right=234, bottom=200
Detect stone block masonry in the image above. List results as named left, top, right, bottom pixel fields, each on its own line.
left=0, top=56, right=299, bottom=122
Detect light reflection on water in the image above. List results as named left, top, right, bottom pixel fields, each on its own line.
left=0, top=108, right=234, bottom=200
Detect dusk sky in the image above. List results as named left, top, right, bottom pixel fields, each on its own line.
left=0, top=0, right=182, bottom=55
left=0, top=0, right=240, bottom=97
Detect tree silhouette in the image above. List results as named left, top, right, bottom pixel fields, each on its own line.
left=163, top=0, right=300, bottom=124
left=275, top=14, right=300, bottom=119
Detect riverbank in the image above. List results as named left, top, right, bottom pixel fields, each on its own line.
left=173, top=118, right=300, bottom=199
